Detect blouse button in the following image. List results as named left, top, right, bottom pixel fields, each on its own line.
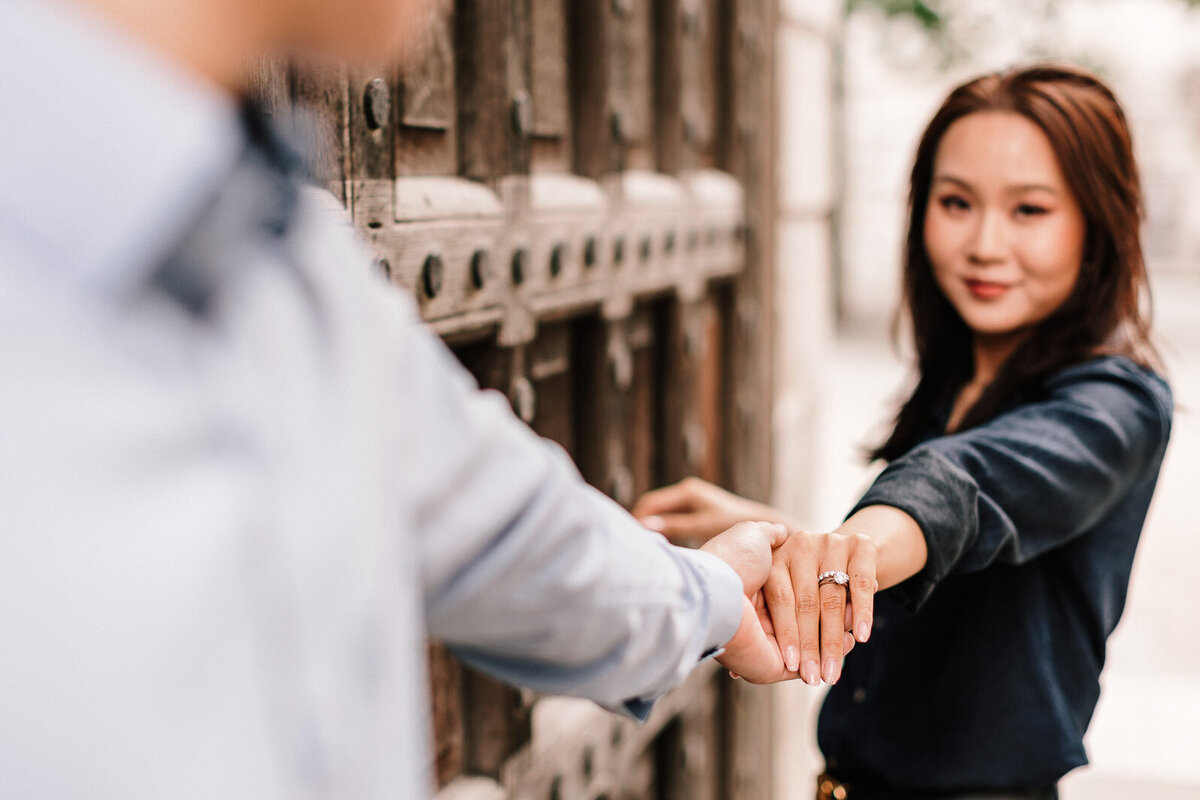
left=852, top=688, right=867, bottom=703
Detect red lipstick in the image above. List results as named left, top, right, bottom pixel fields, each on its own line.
left=964, top=279, right=1010, bottom=300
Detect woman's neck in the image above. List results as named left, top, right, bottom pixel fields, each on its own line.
left=946, top=331, right=1027, bottom=432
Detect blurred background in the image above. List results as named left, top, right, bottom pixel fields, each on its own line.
left=773, top=1, right=1200, bottom=796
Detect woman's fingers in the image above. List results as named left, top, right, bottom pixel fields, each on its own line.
left=817, top=539, right=851, bottom=684
left=631, top=477, right=712, bottom=518
left=764, top=554, right=804, bottom=677
left=846, top=534, right=879, bottom=643
left=640, top=510, right=732, bottom=542
left=782, top=537, right=822, bottom=687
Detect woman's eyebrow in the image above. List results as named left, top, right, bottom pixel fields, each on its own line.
left=932, top=174, right=1060, bottom=194
left=931, top=174, right=973, bottom=190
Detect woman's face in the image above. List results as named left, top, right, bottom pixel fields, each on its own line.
left=923, top=111, right=1087, bottom=347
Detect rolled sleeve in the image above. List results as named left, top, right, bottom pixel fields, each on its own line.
left=850, top=357, right=1172, bottom=610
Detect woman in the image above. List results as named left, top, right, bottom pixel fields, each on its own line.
left=634, top=64, right=1173, bottom=798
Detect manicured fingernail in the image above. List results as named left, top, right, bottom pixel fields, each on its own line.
left=823, top=657, right=840, bottom=684
left=785, top=646, right=800, bottom=673
left=803, top=660, right=820, bottom=687
left=856, top=621, right=870, bottom=643
left=641, top=515, right=665, bottom=531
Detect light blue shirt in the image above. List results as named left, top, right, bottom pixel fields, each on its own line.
left=0, top=1, right=744, bottom=797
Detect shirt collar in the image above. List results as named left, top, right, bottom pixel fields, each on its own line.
left=0, top=0, right=246, bottom=299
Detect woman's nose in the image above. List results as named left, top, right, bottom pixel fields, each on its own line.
left=967, top=211, right=1006, bottom=264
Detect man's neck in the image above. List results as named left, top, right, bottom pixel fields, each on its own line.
left=73, top=0, right=273, bottom=93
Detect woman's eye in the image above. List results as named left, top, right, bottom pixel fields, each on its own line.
left=938, top=195, right=970, bottom=212
left=1015, top=204, right=1048, bottom=218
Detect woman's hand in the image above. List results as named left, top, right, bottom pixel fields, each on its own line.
left=766, top=529, right=879, bottom=687
left=633, top=477, right=798, bottom=543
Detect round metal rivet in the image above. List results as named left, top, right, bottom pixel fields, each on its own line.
left=363, top=77, right=391, bottom=130
left=421, top=252, right=444, bottom=297
left=469, top=249, right=490, bottom=290
left=613, top=237, right=626, bottom=266
left=511, top=248, right=528, bottom=285
left=550, top=243, right=567, bottom=277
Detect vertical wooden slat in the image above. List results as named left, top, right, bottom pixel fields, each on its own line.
left=395, top=0, right=457, bottom=177
left=457, top=0, right=532, bottom=180
left=463, top=669, right=531, bottom=779
left=291, top=65, right=350, bottom=202
left=566, top=0, right=612, bottom=179
left=724, top=0, right=775, bottom=509
left=653, top=0, right=685, bottom=175
left=652, top=0, right=720, bottom=173
left=428, top=643, right=465, bottom=788
left=608, top=0, right=656, bottom=171
left=696, top=291, right=725, bottom=483
left=529, top=0, right=571, bottom=171
left=528, top=322, right=577, bottom=457
left=683, top=0, right=719, bottom=168
left=627, top=306, right=658, bottom=502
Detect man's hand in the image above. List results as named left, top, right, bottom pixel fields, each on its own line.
left=698, top=521, right=799, bottom=684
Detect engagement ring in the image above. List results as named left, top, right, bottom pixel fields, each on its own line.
left=817, top=570, right=851, bottom=588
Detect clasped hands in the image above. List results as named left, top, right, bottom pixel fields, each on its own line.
left=635, top=478, right=880, bottom=687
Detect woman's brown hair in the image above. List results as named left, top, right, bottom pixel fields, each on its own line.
left=872, top=63, right=1159, bottom=462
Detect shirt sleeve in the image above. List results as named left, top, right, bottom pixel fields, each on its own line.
left=849, top=358, right=1173, bottom=610
left=383, top=287, right=744, bottom=718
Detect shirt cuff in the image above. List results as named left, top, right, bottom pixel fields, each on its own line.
left=849, top=448, right=979, bottom=610
left=683, top=546, right=746, bottom=654
left=615, top=545, right=744, bottom=722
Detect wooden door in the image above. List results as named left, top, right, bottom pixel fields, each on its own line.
left=253, top=1, right=777, bottom=797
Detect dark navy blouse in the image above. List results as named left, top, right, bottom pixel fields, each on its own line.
left=819, top=355, right=1173, bottom=791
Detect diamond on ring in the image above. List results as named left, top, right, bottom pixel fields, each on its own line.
left=817, top=570, right=851, bottom=588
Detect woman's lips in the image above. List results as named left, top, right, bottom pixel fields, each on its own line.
left=964, top=279, right=1011, bottom=300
